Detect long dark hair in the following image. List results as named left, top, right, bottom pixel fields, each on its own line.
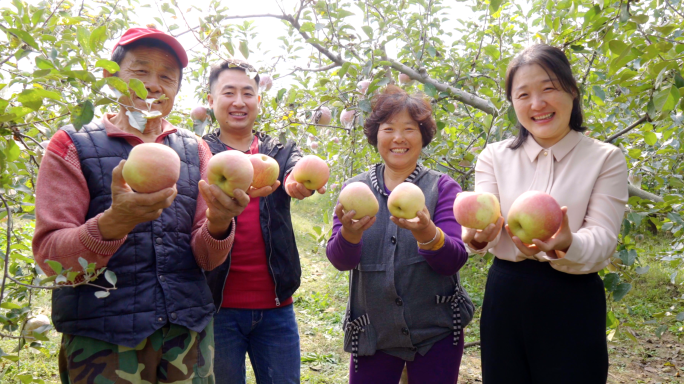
left=505, top=44, right=586, bottom=149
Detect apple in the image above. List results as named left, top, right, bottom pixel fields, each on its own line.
left=260, top=74, right=273, bottom=91
left=314, top=106, right=332, bottom=125
left=357, top=80, right=371, bottom=94
left=339, top=182, right=379, bottom=219
left=333, top=137, right=340, bottom=144
left=24, top=314, right=51, bottom=335
left=398, top=73, right=411, bottom=84
left=122, top=143, right=181, bottom=193
left=292, top=155, right=329, bottom=190
left=340, top=109, right=355, bottom=126
left=207, top=150, right=254, bottom=197
left=452, top=191, right=501, bottom=230
left=248, top=154, right=280, bottom=189
left=507, top=191, right=562, bottom=244
left=311, top=142, right=319, bottom=149
left=387, top=182, right=425, bottom=219
left=330, top=183, right=339, bottom=190
left=191, top=106, right=208, bottom=121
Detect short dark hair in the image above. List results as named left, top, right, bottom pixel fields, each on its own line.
left=110, top=38, right=183, bottom=91
left=364, top=85, right=437, bottom=148
left=505, top=44, right=585, bottom=149
left=208, top=59, right=261, bottom=93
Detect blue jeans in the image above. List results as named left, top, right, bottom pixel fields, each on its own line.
left=213, top=304, right=300, bottom=384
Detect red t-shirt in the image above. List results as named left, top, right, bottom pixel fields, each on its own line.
left=221, top=136, right=293, bottom=309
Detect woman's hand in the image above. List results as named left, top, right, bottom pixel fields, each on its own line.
left=506, top=206, right=572, bottom=259
left=391, top=207, right=437, bottom=247
left=461, top=216, right=504, bottom=250
left=336, top=203, right=376, bottom=244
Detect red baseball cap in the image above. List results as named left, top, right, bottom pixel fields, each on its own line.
left=112, top=27, right=188, bottom=68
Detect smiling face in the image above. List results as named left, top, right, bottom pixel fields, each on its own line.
left=376, top=108, right=423, bottom=171
left=208, top=69, right=261, bottom=133
left=107, top=45, right=181, bottom=118
left=511, top=64, right=575, bottom=148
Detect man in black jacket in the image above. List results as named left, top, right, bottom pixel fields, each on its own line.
left=203, top=59, right=325, bottom=384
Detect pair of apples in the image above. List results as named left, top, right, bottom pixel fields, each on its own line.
left=122, top=143, right=329, bottom=198
left=453, top=191, right=562, bottom=244
left=339, top=182, right=562, bottom=244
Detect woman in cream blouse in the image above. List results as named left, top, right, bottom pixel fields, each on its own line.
left=463, top=44, right=628, bottom=383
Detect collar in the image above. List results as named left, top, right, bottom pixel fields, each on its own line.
left=102, top=113, right=177, bottom=143
left=522, top=129, right=582, bottom=162
left=370, top=163, right=425, bottom=197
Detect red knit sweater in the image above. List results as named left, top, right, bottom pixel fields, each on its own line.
left=221, top=136, right=293, bottom=309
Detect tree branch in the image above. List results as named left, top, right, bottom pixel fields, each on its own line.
left=0, top=193, right=12, bottom=305
left=628, top=185, right=664, bottom=203
left=604, top=114, right=649, bottom=143
left=465, top=340, right=480, bottom=348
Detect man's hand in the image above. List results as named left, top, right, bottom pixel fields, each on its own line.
left=506, top=206, right=572, bottom=259
left=247, top=180, right=281, bottom=198
left=98, top=160, right=177, bottom=240
left=336, top=203, right=375, bottom=244
left=285, top=179, right=326, bottom=200
left=199, top=180, right=250, bottom=239
left=462, top=216, right=504, bottom=250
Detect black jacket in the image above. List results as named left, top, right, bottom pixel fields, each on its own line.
left=203, top=130, right=302, bottom=309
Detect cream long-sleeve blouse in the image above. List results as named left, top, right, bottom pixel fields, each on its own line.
left=470, top=129, right=629, bottom=274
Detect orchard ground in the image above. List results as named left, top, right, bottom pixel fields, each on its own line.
left=1, top=194, right=682, bottom=383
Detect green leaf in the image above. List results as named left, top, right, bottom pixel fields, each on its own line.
left=89, top=25, right=108, bottom=53
left=7, top=28, right=39, bottom=50
left=674, top=72, right=684, bottom=89
left=635, top=266, right=650, bottom=275
left=606, top=311, right=619, bottom=328
left=35, top=57, right=55, bottom=70
left=603, top=273, right=620, bottom=292
left=128, top=78, right=148, bottom=100
left=619, top=3, right=630, bottom=23
left=338, top=62, right=351, bottom=79
left=653, top=87, right=673, bottom=113
left=76, top=26, right=90, bottom=54
left=613, top=283, right=631, bottom=301
left=104, top=270, right=117, bottom=286
left=17, top=89, right=43, bottom=110
left=239, top=40, right=249, bottom=59
left=619, top=249, right=636, bottom=266
left=105, top=77, right=130, bottom=96
left=70, top=100, right=95, bottom=131
left=490, top=0, right=503, bottom=13
left=361, top=26, right=373, bottom=39
left=67, top=271, right=79, bottom=282
left=630, top=14, right=648, bottom=24
left=300, top=22, right=315, bottom=33
left=423, top=83, right=437, bottom=98
left=94, top=291, right=110, bottom=299
left=676, top=312, right=684, bottom=322
left=95, top=59, right=120, bottom=74
left=644, top=131, right=657, bottom=146
left=656, top=324, right=668, bottom=338
left=5, top=140, right=20, bottom=162
left=45, top=260, right=62, bottom=275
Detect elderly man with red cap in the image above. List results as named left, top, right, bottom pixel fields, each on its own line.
left=32, top=27, right=248, bottom=383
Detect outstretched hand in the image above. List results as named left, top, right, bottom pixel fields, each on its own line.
left=199, top=180, right=250, bottom=238
left=461, top=216, right=505, bottom=248
left=336, top=203, right=376, bottom=244
left=248, top=180, right=281, bottom=198
left=506, top=206, right=572, bottom=259
left=285, top=179, right=326, bottom=200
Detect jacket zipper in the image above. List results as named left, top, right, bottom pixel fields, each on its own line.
left=265, top=143, right=281, bottom=307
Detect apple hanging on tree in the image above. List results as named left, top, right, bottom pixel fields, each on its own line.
left=122, top=143, right=181, bottom=193
left=398, top=73, right=412, bottom=85
left=357, top=80, right=371, bottom=94
left=340, top=109, right=355, bottom=127
left=260, top=74, right=273, bottom=91
left=313, top=106, right=332, bottom=125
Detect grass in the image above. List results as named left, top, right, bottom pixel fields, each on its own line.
left=1, top=193, right=681, bottom=383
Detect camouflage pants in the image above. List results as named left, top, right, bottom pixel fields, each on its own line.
left=58, top=320, right=214, bottom=384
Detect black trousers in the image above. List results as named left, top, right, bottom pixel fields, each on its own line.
left=480, top=258, right=608, bottom=384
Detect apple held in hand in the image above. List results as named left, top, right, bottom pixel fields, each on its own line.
left=292, top=155, right=329, bottom=190
left=122, top=143, right=181, bottom=193
left=249, top=154, right=280, bottom=189
left=207, top=151, right=254, bottom=197
left=339, top=182, right=379, bottom=220
left=507, top=191, right=562, bottom=244
left=387, top=182, right=425, bottom=219
left=453, top=192, right=501, bottom=230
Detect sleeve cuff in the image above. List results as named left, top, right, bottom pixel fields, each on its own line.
left=554, top=232, right=582, bottom=261
left=80, top=213, right=127, bottom=255
left=337, top=232, right=363, bottom=248
left=201, top=218, right=236, bottom=250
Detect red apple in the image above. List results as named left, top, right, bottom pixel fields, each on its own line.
left=314, top=106, right=332, bottom=125
left=333, top=137, right=340, bottom=144
left=453, top=192, right=501, bottom=230
left=249, top=154, right=280, bottom=189
left=357, top=80, right=371, bottom=94
left=398, top=73, right=411, bottom=84
left=311, top=142, right=319, bottom=149
left=191, top=106, right=208, bottom=121
left=260, top=75, right=273, bottom=91
left=292, top=155, right=329, bottom=190
left=207, top=151, right=254, bottom=197
left=507, top=191, right=562, bottom=244
left=387, top=182, right=425, bottom=219
left=339, top=182, right=379, bottom=219
left=122, top=143, right=181, bottom=193
left=340, top=109, right=355, bottom=126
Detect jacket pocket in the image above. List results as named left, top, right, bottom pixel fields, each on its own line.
left=343, top=313, right=378, bottom=356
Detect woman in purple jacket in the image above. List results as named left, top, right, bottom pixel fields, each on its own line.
left=326, top=85, right=471, bottom=384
